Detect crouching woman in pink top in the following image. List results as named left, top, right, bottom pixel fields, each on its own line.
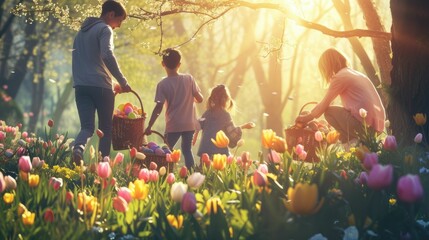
left=295, top=48, right=386, bottom=143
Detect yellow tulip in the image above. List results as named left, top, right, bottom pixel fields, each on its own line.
left=206, top=197, right=223, bottom=215
left=413, top=113, right=427, bottom=126
left=271, top=136, right=287, bottom=153
left=22, top=210, right=36, bottom=225
left=211, top=130, right=229, bottom=148
left=326, top=130, right=340, bottom=144
left=3, top=192, right=14, bottom=204
left=167, top=214, right=183, bottom=229
left=284, top=183, right=324, bottom=215
left=77, top=192, right=98, bottom=213
left=170, top=149, right=181, bottom=163
left=28, top=174, right=40, bottom=188
left=262, top=129, right=276, bottom=149
left=129, top=179, right=149, bottom=200
left=212, top=154, right=227, bottom=171
left=18, top=203, right=27, bottom=216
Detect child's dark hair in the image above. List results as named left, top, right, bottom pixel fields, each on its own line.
left=102, top=0, right=127, bottom=18
left=207, top=84, right=234, bottom=111
left=162, top=48, right=181, bottom=69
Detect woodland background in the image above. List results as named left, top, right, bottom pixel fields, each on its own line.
left=0, top=0, right=428, bottom=155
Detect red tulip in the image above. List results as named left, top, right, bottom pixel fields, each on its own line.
left=130, top=147, right=137, bottom=158
left=201, top=153, right=211, bottom=168
left=166, top=173, right=176, bottom=185
left=113, top=196, right=128, bottom=212
left=253, top=170, right=267, bottom=187
left=66, top=191, right=74, bottom=205
left=397, top=174, right=424, bottom=203
left=47, top=119, right=54, bottom=128
left=49, top=177, right=63, bottom=191
left=117, top=187, right=132, bottom=203
left=138, top=168, right=150, bottom=182
left=44, top=208, right=54, bottom=223
left=96, top=129, right=104, bottom=138
left=179, top=166, right=188, bottom=178
left=149, top=161, right=158, bottom=170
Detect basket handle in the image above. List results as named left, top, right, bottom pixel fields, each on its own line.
left=298, top=101, right=318, bottom=115
left=116, top=90, right=145, bottom=115
left=145, top=130, right=172, bottom=150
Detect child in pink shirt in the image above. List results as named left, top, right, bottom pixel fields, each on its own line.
left=295, top=48, right=386, bottom=142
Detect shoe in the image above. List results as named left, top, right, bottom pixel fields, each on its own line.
left=72, top=146, right=84, bottom=166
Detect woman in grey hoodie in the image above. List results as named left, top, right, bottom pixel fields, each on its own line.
left=72, top=0, right=132, bottom=165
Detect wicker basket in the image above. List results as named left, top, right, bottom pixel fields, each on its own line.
left=135, top=130, right=175, bottom=172
left=285, top=102, right=320, bottom=162
left=112, top=90, right=146, bottom=150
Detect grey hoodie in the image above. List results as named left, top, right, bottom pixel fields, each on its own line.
left=72, top=17, right=128, bottom=89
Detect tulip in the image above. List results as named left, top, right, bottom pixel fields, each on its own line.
left=3, top=192, right=14, bottom=204
left=253, top=170, right=267, bottom=187
left=385, top=120, right=390, bottom=128
left=149, top=161, right=158, bottom=170
left=171, top=182, right=188, bottom=202
left=97, top=162, right=112, bottom=179
left=414, top=133, right=423, bottom=144
left=18, top=155, right=32, bottom=172
left=298, top=151, right=308, bottom=161
left=179, top=166, right=188, bottom=178
left=130, top=147, right=137, bottom=158
left=359, top=108, right=367, bottom=118
left=212, top=154, right=227, bottom=170
left=159, top=166, right=167, bottom=176
left=226, top=155, right=235, bottom=164
left=44, top=208, right=54, bottom=223
left=22, top=210, right=36, bottom=225
left=149, top=170, right=159, bottom=182
left=18, top=203, right=27, bottom=216
left=96, top=129, right=104, bottom=138
left=4, top=175, right=16, bottom=190
left=167, top=215, right=183, bottom=229
left=166, top=173, right=176, bottom=185
left=284, top=183, right=324, bottom=215
left=355, top=145, right=370, bottom=162
left=187, top=172, right=205, bottom=189
left=314, top=131, right=323, bottom=142
left=258, top=164, right=268, bottom=174
left=397, top=174, right=424, bottom=203
left=66, top=191, right=74, bottom=205
left=267, top=149, right=281, bottom=164
left=271, top=136, right=287, bottom=153
left=181, top=192, right=197, bottom=213
left=47, top=119, right=54, bottom=128
left=112, top=196, right=129, bottom=212
left=0, top=172, right=5, bottom=193
left=0, top=131, right=5, bottom=141
left=32, top=157, right=43, bottom=168
left=77, top=192, right=97, bottom=213
left=383, top=135, right=397, bottom=151
left=21, top=131, right=28, bottom=138
left=413, top=113, right=427, bottom=126
left=358, top=172, right=368, bottom=185
left=262, top=129, right=276, bottom=149
left=170, top=149, right=181, bottom=163
left=138, top=168, right=150, bottom=182
left=28, top=174, right=40, bottom=188
left=367, top=164, right=393, bottom=190
left=206, top=197, right=224, bottom=215
left=363, top=152, right=378, bottom=170
left=326, top=130, right=340, bottom=144
left=114, top=152, right=124, bottom=165
left=201, top=153, right=211, bottom=168
left=135, top=152, right=146, bottom=161
left=117, top=187, right=132, bottom=203
left=295, top=144, right=304, bottom=155
left=49, top=177, right=63, bottom=191
left=129, top=179, right=149, bottom=200
left=211, top=130, right=229, bottom=148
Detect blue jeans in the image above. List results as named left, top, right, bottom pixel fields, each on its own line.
left=165, top=131, right=195, bottom=169
left=74, top=86, right=114, bottom=157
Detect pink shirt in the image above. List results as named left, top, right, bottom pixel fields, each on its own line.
left=311, top=68, right=386, bottom=132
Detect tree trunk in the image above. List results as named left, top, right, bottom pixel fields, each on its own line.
left=28, top=47, right=45, bottom=133
left=0, top=27, right=13, bottom=84
left=51, top=78, right=74, bottom=133
left=389, top=0, right=429, bottom=145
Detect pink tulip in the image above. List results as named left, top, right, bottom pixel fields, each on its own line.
left=314, top=131, right=323, bottom=142
left=295, top=144, right=304, bottom=155
left=414, top=133, right=423, bottom=144
left=201, top=153, right=211, bottom=168
left=257, top=164, right=268, bottom=174
left=253, top=170, right=267, bottom=187
left=114, top=152, right=124, bottom=165
left=0, top=172, right=5, bottom=193
left=32, top=157, right=43, bottom=168
left=149, top=162, right=158, bottom=170
left=49, top=177, right=63, bottom=191
left=138, top=168, right=150, bottom=182
left=267, top=150, right=281, bottom=164
left=149, top=170, right=159, bottom=182
left=117, top=187, right=132, bottom=203
left=21, top=131, right=28, bottom=138
left=113, top=196, right=128, bottom=212
left=179, top=166, right=188, bottom=178
left=358, top=171, right=368, bottom=185
left=383, top=135, right=397, bottom=151
left=227, top=155, right=234, bottom=164
left=397, top=174, right=424, bottom=203
left=298, top=150, right=308, bottom=161
left=166, top=173, right=176, bottom=185
left=241, top=151, right=250, bottom=164
left=18, top=156, right=32, bottom=172
left=97, top=162, right=112, bottom=179
left=0, top=131, right=5, bottom=141
left=181, top=192, right=197, bottom=213
left=363, top=152, right=378, bottom=170
left=367, top=164, right=393, bottom=190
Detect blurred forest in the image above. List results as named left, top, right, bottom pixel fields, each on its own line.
left=1, top=0, right=427, bottom=156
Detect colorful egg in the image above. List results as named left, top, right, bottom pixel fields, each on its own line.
left=154, top=148, right=165, bottom=156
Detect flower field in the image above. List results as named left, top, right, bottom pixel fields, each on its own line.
left=1, top=116, right=429, bottom=240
